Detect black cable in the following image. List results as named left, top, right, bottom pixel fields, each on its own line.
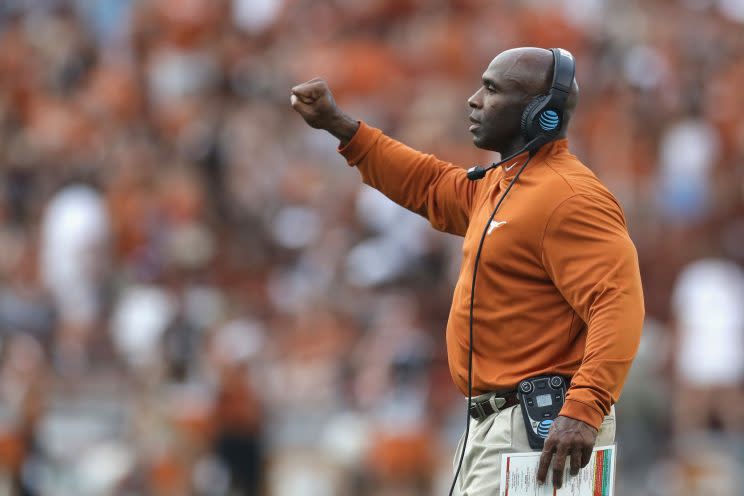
left=448, top=152, right=535, bottom=495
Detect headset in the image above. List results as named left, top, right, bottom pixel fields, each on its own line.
left=520, top=48, right=575, bottom=147
left=466, top=47, right=575, bottom=180
left=450, top=48, right=575, bottom=495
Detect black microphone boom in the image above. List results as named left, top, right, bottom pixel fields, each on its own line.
left=465, top=136, right=545, bottom=181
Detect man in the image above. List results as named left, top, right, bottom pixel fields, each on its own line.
left=291, top=47, right=644, bottom=494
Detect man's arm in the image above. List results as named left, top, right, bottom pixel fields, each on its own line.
left=537, top=193, right=644, bottom=487
left=291, top=78, right=478, bottom=236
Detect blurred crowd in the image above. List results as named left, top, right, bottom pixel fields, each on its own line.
left=0, top=0, right=743, bottom=495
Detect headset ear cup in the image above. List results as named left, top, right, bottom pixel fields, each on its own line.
left=520, top=96, right=548, bottom=140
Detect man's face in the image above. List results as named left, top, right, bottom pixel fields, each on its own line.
left=467, top=56, right=531, bottom=153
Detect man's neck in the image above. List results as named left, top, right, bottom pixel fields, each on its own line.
left=499, top=138, right=528, bottom=159
left=499, top=132, right=566, bottom=158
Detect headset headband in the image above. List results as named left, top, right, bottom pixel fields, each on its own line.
left=550, top=48, right=575, bottom=96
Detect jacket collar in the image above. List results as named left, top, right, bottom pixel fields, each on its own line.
left=500, top=138, right=569, bottom=179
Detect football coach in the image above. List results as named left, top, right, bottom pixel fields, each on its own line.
left=291, top=47, right=644, bottom=494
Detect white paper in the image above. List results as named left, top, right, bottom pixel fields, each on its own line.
left=499, top=444, right=616, bottom=496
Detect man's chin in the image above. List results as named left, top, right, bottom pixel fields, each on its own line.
left=471, top=134, right=491, bottom=151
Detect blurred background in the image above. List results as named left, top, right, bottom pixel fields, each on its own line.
left=0, top=0, right=743, bottom=494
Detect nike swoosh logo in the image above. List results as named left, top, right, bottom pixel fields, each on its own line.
left=488, top=220, right=508, bottom=235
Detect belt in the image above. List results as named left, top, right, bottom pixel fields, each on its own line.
left=468, top=391, right=519, bottom=421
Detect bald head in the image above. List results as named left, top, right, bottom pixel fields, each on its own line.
left=497, top=48, right=554, bottom=94
left=468, top=47, right=579, bottom=154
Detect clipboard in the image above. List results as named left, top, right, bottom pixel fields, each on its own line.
left=500, top=444, right=616, bottom=496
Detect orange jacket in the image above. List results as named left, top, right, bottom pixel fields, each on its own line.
left=339, top=122, right=644, bottom=429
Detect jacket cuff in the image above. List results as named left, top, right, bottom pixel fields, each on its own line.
left=559, top=398, right=605, bottom=430
left=338, top=121, right=382, bottom=166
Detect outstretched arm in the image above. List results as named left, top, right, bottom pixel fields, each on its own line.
left=291, top=78, right=478, bottom=235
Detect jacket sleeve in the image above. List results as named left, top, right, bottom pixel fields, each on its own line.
left=339, top=121, right=478, bottom=236
left=541, top=194, right=645, bottom=429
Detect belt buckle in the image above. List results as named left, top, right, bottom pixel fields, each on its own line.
left=469, top=401, right=487, bottom=421
left=490, top=395, right=506, bottom=411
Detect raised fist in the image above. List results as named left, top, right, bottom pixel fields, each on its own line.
left=290, top=78, right=359, bottom=145
left=290, top=78, right=341, bottom=130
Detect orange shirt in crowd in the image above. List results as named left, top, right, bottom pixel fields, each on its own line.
left=339, top=122, right=645, bottom=429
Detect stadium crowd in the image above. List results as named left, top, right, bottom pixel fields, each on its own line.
left=0, top=0, right=742, bottom=494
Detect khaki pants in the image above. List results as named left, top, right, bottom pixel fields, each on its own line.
left=451, top=393, right=616, bottom=496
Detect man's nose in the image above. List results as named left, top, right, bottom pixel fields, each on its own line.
left=468, top=88, right=482, bottom=109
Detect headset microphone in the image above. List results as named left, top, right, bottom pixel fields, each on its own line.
left=466, top=165, right=487, bottom=181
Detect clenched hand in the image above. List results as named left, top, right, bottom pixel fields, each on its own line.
left=290, top=78, right=359, bottom=146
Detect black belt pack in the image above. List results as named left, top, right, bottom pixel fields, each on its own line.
left=517, top=375, right=568, bottom=449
